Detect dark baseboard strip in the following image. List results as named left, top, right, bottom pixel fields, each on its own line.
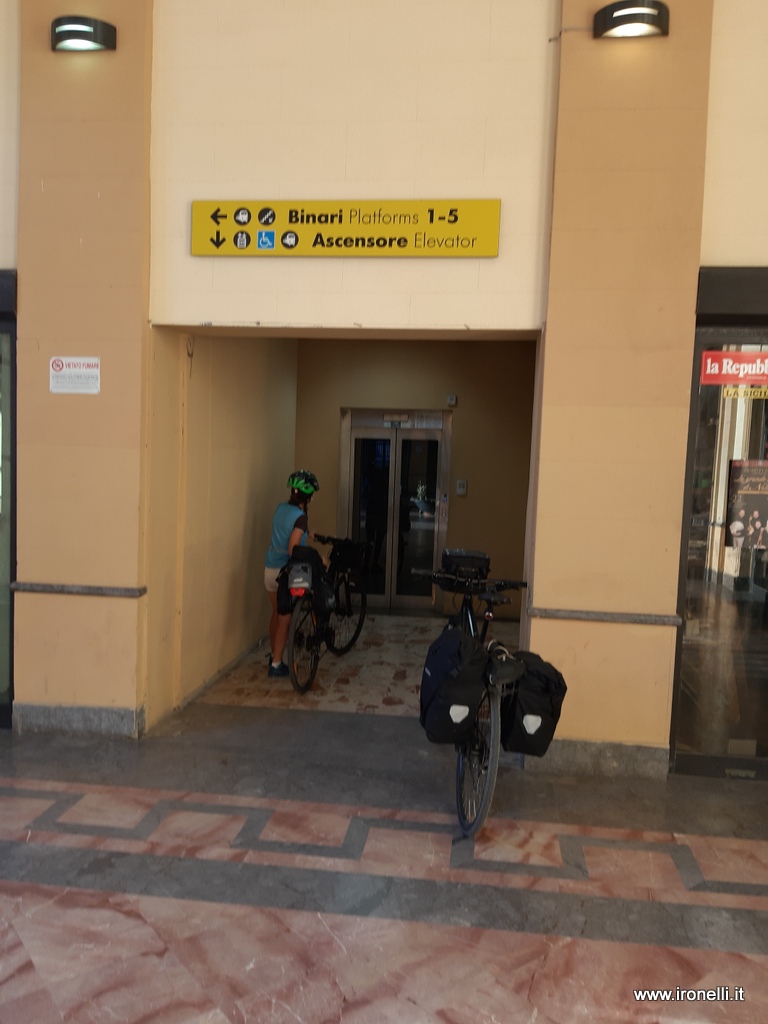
left=522, top=739, right=670, bottom=779
left=13, top=703, right=145, bottom=738
left=11, top=583, right=147, bottom=599
left=528, top=606, right=681, bottom=627
left=672, top=752, right=768, bottom=781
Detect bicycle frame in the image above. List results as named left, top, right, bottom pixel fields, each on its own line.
left=285, top=534, right=369, bottom=693
left=413, top=559, right=526, bottom=838
left=452, top=591, right=503, bottom=643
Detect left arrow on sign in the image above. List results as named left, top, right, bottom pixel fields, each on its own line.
left=210, top=231, right=226, bottom=249
left=210, top=207, right=228, bottom=225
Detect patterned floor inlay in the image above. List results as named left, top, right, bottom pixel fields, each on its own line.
left=2, top=778, right=768, bottom=934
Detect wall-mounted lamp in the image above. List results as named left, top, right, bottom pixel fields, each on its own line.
left=593, top=2, right=669, bottom=38
left=51, top=16, right=117, bottom=51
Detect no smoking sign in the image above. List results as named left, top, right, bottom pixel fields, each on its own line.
left=50, top=357, right=100, bottom=395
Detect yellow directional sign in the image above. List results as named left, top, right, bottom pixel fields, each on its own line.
left=191, top=199, right=500, bottom=257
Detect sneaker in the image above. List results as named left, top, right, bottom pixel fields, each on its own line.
left=268, top=662, right=289, bottom=678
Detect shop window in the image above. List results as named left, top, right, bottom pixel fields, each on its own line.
left=675, top=337, right=768, bottom=770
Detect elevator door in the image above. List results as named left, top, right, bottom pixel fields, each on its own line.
left=343, top=413, right=449, bottom=610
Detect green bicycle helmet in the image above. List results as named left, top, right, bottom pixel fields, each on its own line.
left=287, top=469, right=319, bottom=495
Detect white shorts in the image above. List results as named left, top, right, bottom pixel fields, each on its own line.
left=264, top=566, right=281, bottom=593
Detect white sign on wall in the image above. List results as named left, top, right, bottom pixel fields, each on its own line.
left=49, top=357, right=100, bottom=395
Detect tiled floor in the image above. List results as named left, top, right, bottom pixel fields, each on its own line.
left=1, top=614, right=767, bottom=1022
left=198, top=612, right=520, bottom=718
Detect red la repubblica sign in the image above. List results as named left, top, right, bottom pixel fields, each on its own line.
left=701, top=351, right=768, bottom=386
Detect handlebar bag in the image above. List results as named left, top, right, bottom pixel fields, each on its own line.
left=419, top=627, right=490, bottom=744
left=441, top=548, right=490, bottom=579
left=500, top=650, right=567, bottom=756
left=329, top=538, right=368, bottom=573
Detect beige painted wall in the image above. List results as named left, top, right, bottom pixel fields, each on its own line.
left=142, top=326, right=183, bottom=726
left=173, top=333, right=298, bottom=714
left=0, top=0, right=19, bottom=268
left=295, top=338, right=536, bottom=613
left=532, top=618, right=678, bottom=748
left=14, top=595, right=141, bottom=710
left=149, top=0, right=558, bottom=331
left=530, top=0, right=714, bottom=748
left=701, top=0, right=768, bottom=264
left=141, top=328, right=299, bottom=728
left=15, top=0, right=153, bottom=721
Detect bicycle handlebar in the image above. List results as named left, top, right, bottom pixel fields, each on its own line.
left=411, top=568, right=526, bottom=596
left=314, top=533, right=367, bottom=548
left=313, top=534, right=370, bottom=559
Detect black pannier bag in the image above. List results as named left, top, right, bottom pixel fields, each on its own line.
left=295, top=546, right=336, bottom=615
left=280, top=546, right=335, bottom=615
left=500, top=650, right=567, bottom=756
left=419, top=627, right=490, bottom=744
left=287, top=560, right=312, bottom=591
left=288, top=545, right=324, bottom=583
left=313, top=576, right=336, bottom=615
left=276, top=570, right=293, bottom=614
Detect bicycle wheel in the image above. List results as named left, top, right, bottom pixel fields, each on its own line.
left=326, top=572, right=367, bottom=655
left=455, top=686, right=501, bottom=837
left=287, top=595, right=320, bottom=693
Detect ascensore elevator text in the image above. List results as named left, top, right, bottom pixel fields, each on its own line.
left=191, top=199, right=501, bottom=257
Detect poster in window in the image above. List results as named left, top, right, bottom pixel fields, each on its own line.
left=726, top=461, right=768, bottom=549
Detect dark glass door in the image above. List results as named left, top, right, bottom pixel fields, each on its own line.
left=350, top=427, right=441, bottom=609
left=396, top=435, right=439, bottom=599
left=0, top=326, right=14, bottom=728
left=353, top=434, right=392, bottom=599
left=674, top=335, right=768, bottom=776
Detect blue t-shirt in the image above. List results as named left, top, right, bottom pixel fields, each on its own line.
left=265, top=502, right=308, bottom=569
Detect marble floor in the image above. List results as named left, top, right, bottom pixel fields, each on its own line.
left=1, top=614, right=767, bottom=1023
left=197, top=611, right=521, bottom=719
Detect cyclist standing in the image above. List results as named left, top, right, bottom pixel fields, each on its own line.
left=264, top=470, right=319, bottom=677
